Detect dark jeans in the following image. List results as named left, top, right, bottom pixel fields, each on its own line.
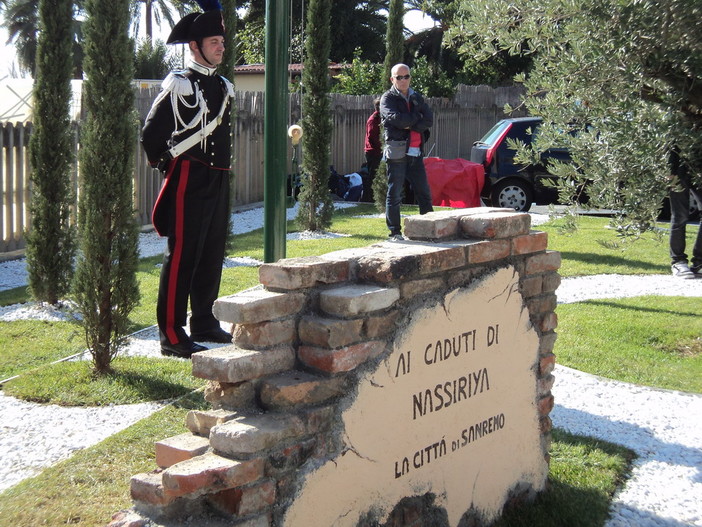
left=385, top=155, right=433, bottom=235
left=669, top=176, right=702, bottom=267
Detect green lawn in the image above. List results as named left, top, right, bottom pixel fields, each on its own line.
left=0, top=205, right=699, bottom=526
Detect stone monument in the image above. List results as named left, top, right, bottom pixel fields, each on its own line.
left=117, top=207, right=559, bottom=527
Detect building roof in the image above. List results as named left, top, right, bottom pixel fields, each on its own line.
left=233, top=63, right=347, bottom=75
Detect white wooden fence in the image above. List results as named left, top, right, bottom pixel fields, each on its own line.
left=1, top=85, right=523, bottom=255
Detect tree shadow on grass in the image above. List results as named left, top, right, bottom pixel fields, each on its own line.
left=558, top=251, right=663, bottom=273
left=102, top=365, right=203, bottom=403
left=581, top=299, right=702, bottom=318
left=492, top=429, right=635, bottom=527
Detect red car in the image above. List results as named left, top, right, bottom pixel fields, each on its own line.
left=470, top=117, right=571, bottom=212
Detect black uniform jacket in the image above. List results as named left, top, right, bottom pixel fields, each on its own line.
left=141, top=66, right=233, bottom=233
left=142, top=67, right=233, bottom=169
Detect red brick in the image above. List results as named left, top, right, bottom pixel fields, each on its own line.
left=539, top=353, right=556, bottom=376
left=266, top=438, right=317, bottom=476
left=185, top=409, right=238, bottom=437
left=207, top=479, right=276, bottom=516
left=298, top=316, right=364, bottom=348
left=539, top=373, right=555, bottom=395
left=357, top=253, right=420, bottom=283
left=319, top=284, right=400, bottom=315
left=539, top=333, right=558, bottom=356
left=538, top=394, right=555, bottom=416
left=519, top=275, right=543, bottom=298
left=298, top=405, right=336, bottom=435
left=259, top=256, right=349, bottom=290
left=209, top=414, right=306, bottom=457
left=155, top=433, right=210, bottom=469
left=415, top=244, right=466, bottom=275
left=467, top=239, right=511, bottom=264
left=213, top=289, right=306, bottom=325
left=539, top=312, right=558, bottom=332
left=460, top=211, right=531, bottom=239
left=232, top=319, right=297, bottom=349
left=203, top=380, right=257, bottom=410
left=298, top=340, right=386, bottom=374
left=162, top=454, right=264, bottom=498
left=542, top=272, right=561, bottom=293
left=259, top=371, right=348, bottom=410
left=403, top=211, right=461, bottom=240
left=526, top=294, right=557, bottom=314
left=446, top=266, right=481, bottom=289
left=192, top=346, right=296, bottom=384
left=525, top=250, right=561, bottom=275
left=357, top=243, right=467, bottom=283
left=363, top=310, right=400, bottom=339
left=400, top=277, right=444, bottom=299
left=130, top=471, right=172, bottom=506
left=540, top=416, right=553, bottom=434
left=512, top=230, right=548, bottom=255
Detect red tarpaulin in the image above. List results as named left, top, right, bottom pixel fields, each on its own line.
left=424, top=157, right=485, bottom=208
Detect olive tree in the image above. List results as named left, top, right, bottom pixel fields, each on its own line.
left=449, top=0, right=702, bottom=233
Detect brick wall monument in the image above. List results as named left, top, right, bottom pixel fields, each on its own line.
left=112, top=206, right=560, bottom=527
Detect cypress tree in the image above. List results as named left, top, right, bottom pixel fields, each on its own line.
left=73, top=0, right=140, bottom=373
left=297, top=0, right=333, bottom=231
left=220, top=0, right=237, bottom=80
left=372, top=156, right=388, bottom=212
left=26, top=0, right=76, bottom=305
left=383, top=0, right=404, bottom=89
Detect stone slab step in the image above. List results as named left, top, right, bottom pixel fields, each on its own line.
left=192, top=345, right=295, bottom=384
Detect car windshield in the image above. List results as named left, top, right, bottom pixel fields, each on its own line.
left=478, top=121, right=511, bottom=146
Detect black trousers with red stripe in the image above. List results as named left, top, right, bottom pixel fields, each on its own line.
left=155, top=158, right=230, bottom=346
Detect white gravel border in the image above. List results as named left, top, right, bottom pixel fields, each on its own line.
left=553, top=366, right=702, bottom=527
left=0, top=396, right=165, bottom=492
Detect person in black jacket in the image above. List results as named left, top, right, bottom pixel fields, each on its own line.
left=669, top=147, right=702, bottom=278
left=379, top=63, right=434, bottom=240
left=141, top=1, right=234, bottom=358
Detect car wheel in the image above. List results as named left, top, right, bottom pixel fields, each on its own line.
left=491, top=179, right=534, bottom=212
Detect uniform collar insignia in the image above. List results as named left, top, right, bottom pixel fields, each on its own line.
left=189, top=60, right=217, bottom=76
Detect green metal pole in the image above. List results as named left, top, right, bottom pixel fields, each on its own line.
left=263, top=0, right=290, bottom=263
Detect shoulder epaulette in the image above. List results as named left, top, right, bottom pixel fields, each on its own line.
left=162, top=71, right=194, bottom=96
left=220, top=75, right=235, bottom=97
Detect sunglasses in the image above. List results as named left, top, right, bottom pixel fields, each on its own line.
left=394, top=74, right=411, bottom=80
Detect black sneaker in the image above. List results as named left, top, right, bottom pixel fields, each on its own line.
left=691, top=263, right=702, bottom=277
